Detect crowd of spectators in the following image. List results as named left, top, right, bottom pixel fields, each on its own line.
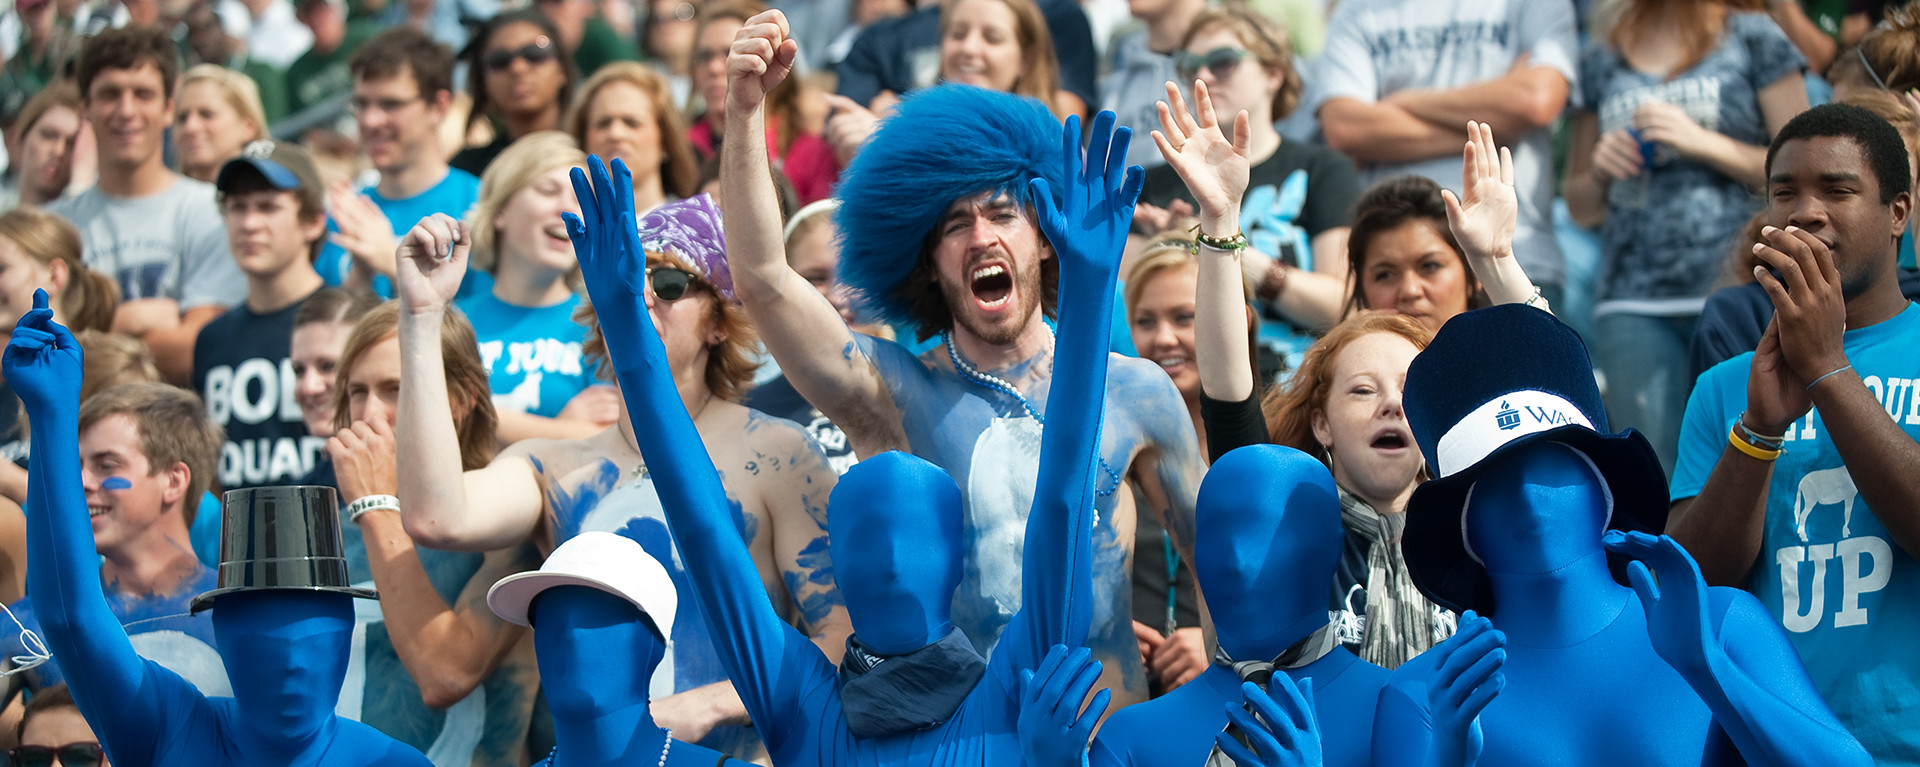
left=0, top=0, right=1913, bottom=763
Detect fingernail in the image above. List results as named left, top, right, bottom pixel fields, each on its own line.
left=1761, top=226, right=1777, bottom=235
left=1785, top=226, right=1799, bottom=233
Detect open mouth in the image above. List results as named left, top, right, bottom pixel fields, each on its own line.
left=970, top=263, right=1013, bottom=309
left=88, top=505, right=110, bottom=518
left=1156, top=356, right=1188, bottom=371
left=1370, top=429, right=1409, bottom=450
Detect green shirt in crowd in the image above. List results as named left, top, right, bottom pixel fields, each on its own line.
left=572, top=16, right=640, bottom=79
left=285, top=20, right=380, bottom=117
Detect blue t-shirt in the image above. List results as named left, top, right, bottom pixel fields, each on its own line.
left=1672, top=301, right=1920, bottom=764
left=455, top=291, right=596, bottom=419
left=1, top=566, right=228, bottom=697
left=317, top=169, right=491, bottom=300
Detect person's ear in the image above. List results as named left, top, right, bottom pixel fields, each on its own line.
left=1309, top=407, right=1333, bottom=453
left=45, top=256, right=69, bottom=297
left=301, top=210, right=329, bottom=245
left=1890, top=190, right=1912, bottom=239
left=162, top=95, right=176, bottom=126
left=428, top=89, right=453, bottom=125
left=161, top=461, right=191, bottom=509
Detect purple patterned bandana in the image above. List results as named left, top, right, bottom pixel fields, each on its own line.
left=638, top=194, right=733, bottom=301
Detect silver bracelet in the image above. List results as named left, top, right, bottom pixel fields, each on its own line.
left=1522, top=286, right=1551, bottom=312
left=346, top=494, right=401, bottom=523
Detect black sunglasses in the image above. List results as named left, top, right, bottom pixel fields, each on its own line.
left=647, top=266, right=700, bottom=302
left=1175, top=46, right=1249, bottom=83
left=10, top=743, right=104, bottom=767
left=485, top=36, right=556, bottom=72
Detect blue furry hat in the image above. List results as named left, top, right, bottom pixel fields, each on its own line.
left=834, top=85, right=1065, bottom=336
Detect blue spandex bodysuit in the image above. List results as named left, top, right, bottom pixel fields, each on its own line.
left=6, top=291, right=429, bottom=767
left=1374, top=442, right=1872, bottom=767
left=1092, top=446, right=1386, bottom=767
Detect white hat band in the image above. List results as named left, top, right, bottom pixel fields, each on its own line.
left=1435, top=390, right=1593, bottom=478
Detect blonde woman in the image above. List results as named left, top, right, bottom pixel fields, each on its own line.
left=454, top=131, right=620, bottom=443
left=564, top=62, right=702, bottom=216
left=173, top=64, right=269, bottom=184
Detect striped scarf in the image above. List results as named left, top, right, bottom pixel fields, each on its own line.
left=1340, top=487, right=1455, bottom=669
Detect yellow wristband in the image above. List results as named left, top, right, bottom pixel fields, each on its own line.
left=1728, top=425, right=1782, bottom=462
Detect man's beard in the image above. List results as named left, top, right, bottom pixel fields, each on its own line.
left=940, top=261, right=1043, bottom=347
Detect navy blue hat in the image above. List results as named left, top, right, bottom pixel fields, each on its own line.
left=215, top=140, right=325, bottom=213
left=1401, top=305, right=1668, bottom=615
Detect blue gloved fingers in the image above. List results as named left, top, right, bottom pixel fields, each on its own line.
left=1626, top=559, right=1662, bottom=610
left=1435, top=626, right=1506, bottom=697
left=1039, top=646, right=1095, bottom=719
left=9, top=327, right=54, bottom=350
left=1118, top=164, right=1145, bottom=210
left=1224, top=696, right=1292, bottom=757
left=1084, top=110, right=1115, bottom=187
left=1026, top=644, right=1071, bottom=708
left=1429, top=611, right=1489, bottom=674
left=1059, top=654, right=1103, bottom=720
left=1213, top=729, right=1268, bottom=767
left=1455, top=668, right=1506, bottom=723
left=1442, top=644, right=1506, bottom=711
left=1258, top=675, right=1317, bottom=741
left=611, top=157, right=636, bottom=223
left=1061, top=112, right=1084, bottom=192
left=570, top=166, right=600, bottom=231
left=1074, top=687, right=1112, bottom=735
left=1027, top=177, right=1069, bottom=249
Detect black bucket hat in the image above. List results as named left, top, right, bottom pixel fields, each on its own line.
left=191, top=486, right=379, bottom=613
left=1401, top=305, right=1669, bottom=615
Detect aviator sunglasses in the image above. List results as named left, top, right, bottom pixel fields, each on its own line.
left=10, top=743, right=105, bottom=767
left=647, top=266, right=701, bottom=302
left=1175, top=46, right=1250, bottom=83
left=485, top=35, right=557, bottom=71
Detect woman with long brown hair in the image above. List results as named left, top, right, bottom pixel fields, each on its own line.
left=1564, top=0, right=1809, bottom=472
left=565, top=62, right=702, bottom=215
left=318, top=300, right=541, bottom=767
left=454, top=9, right=580, bottom=177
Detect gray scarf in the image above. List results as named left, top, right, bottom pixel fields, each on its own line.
left=1339, top=487, right=1454, bottom=670
left=1203, top=624, right=1340, bottom=767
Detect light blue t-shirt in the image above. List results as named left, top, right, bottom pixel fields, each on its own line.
left=456, top=290, right=596, bottom=419
left=318, top=168, right=491, bottom=300
left=1672, top=301, right=1920, bottom=764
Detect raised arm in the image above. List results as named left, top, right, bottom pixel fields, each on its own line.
left=1016, top=111, right=1143, bottom=658
left=564, top=157, right=814, bottom=735
left=1441, top=122, right=1547, bottom=310
left=1604, top=532, right=1872, bottom=766
left=8, top=292, right=168, bottom=762
left=330, top=418, right=534, bottom=709
left=1153, top=80, right=1256, bottom=404
left=391, top=215, right=547, bottom=552
left=722, top=11, right=904, bottom=460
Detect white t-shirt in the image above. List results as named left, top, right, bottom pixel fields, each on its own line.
left=1308, top=0, right=1580, bottom=286
left=47, top=175, right=246, bottom=310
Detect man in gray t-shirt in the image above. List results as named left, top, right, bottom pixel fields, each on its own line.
left=49, top=26, right=246, bottom=383
left=1310, top=0, right=1578, bottom=292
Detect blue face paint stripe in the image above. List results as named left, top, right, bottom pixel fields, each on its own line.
left=101, top=476, right=132, bottom=490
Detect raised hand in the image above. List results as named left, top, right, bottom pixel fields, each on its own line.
left=1151, top=80, right=1249, bottom=231
left=394, top=213, right=470, bottom=315
left=563, top=156, right=653, bottom=372
left=1425, top=610, right=1506, bottom=767
left=1442, top=121, right=1518, bottom=263
left=1018, top=645, right=1111, bottom=767
left=1029, top=110, right=1145, bottom=283
left=1214, top=677, right=1322, bottom=767
left=727, top=10, right=798, bottom=115
left=1, top=290, right=82, bottom=412
left=1604, top=531, right=1717, bottom=682
left=329, top=183, right=402, bottom=281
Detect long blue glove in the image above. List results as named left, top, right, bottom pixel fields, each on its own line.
left=1014, top=110, right=1145, bottom=657
left=1602, top=531, right=1873, bottom=766
left=6, top=291, right=162, bottom=763
left=1018, top=645, right=1110, bottom=767
left=562, top=157, right=811, bottom=747
left=1216, top=677, right=1322, bottom=767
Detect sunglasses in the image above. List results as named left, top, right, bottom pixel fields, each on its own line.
left=647, top=266, right=701, bottom=302
left=485, top=36, right=556, bottom=72
left=10, top=743, right=104, bottom=767
left=1175, top=47, right=1249, bottom=83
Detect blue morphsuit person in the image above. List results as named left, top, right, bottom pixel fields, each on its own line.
left=5, top=290, right=430, bottom=767
left=562, top=106, right=1139, bottom=764
left=1092, top=445, right=1384, bottom=767
left=1374, top=304, right=1871, bottom=767
left=486, top=531, right=746, bottom=767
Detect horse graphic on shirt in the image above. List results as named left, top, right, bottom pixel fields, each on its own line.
left=1793, top=466, right=1857, bottom=542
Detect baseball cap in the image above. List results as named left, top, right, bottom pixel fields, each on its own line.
left=215, top=140, right=326, bottom=215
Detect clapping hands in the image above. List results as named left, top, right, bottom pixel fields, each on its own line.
left=1604, top=531, right=1718, bottom=682
left=1425, top=610, right=1506, bottom=767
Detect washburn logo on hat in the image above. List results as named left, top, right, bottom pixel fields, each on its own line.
left=241, top=140, right=277, bottom=159
left=1435, top=390, right=1592, bottom=478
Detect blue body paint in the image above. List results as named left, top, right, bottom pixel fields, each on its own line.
left=101, top=476, right=132, bottom=490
